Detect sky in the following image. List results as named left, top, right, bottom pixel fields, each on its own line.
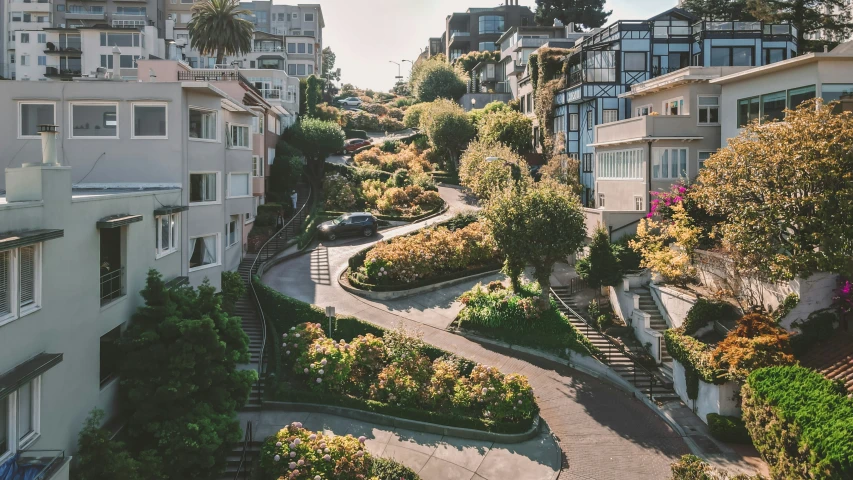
left=311, top=0, right=677, bottom=92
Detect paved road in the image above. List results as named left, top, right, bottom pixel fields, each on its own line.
left=263, top=185, right=690, bottom=479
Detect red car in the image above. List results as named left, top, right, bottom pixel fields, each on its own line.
left=343, top=138, right=372, bottom=153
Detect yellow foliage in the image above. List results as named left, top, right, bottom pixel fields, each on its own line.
left=630, top=203, right=701, bottom=285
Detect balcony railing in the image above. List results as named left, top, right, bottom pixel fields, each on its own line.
left=15, top=450, right=66, bottom=480
left=650, top=66, right=683, bottom=78
left=567, top=69, right=583, bottom=87
left=176, top=69, right=264, bottom=97
left=252, top=46, right=284, bottom=52
left=257, top=88, right=281, bottom=99
left=100, top=267, right=125, bottom=305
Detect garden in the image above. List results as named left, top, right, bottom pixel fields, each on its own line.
left=254, top=279, right=539, bottom=434
left=346, top=212, right=502, bottom=290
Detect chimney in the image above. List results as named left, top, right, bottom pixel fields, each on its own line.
left=566, top=22, right=576, bottom=34
left=38, top=124, right=59, bottom=166
left=112, top=46, right=122, bottom=80
left=824, top=44, right=829, bottom=52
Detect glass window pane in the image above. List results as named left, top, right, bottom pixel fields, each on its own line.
left=19, top=246, right=35, bottom=307
left=134, top=105, right=166, bottom=137
left=624, top=52, right=645, bottom=71
left=699, top=97, right=718, bottom=106
left=231, top=174, right=249, bottom=196
left=72, top=104, right=117, bottom=137
left=710, top=47, right=729, bottom=66
left=20, top=103, right=54, bottom=137
left=160, top=216, right=170, bottom=250
left=787, top=85, right=816, bottom=109
left=0, top=397, right=7, bottom=454
left=822, top=83, right=853, bottom=114
left=679, top=149, right=687, bottom=177
left=732, top=47, right=753, bottom=66
left=761, top=91, right=786, bottom=121
left=18, top=381, right=33, bottom=440
left=661, top=150, right=669, bottom=178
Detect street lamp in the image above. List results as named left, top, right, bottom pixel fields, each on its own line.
left=486, top=156, right=522, bottom=183
left=389, top=60, right=403, bottom=82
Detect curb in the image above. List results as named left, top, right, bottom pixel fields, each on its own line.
left=263, top=401, right=542, bottom=444
left=339, top=268, right=502, bottom=300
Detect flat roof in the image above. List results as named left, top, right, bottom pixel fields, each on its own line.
left=711, top=52, right=853, bottom=85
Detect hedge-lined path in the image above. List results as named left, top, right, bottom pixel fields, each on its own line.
left=236, top=409, right=561, bottom=480
left=263, top=185, right=696, bottom=479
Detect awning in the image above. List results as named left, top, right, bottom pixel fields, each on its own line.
left=153, top=205, right=189, bottom=216
left=0, top=353, right=63, bottom=399
left=0, top=229, right=64, bottom=251
left=96, top=214, right=143, bottom=229
left=273, top=105, right=292, bottom=116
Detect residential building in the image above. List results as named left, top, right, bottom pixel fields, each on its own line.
left=440, top=0, right=534, bottom=62
left=552, top=7, right=798, bottom=206
left=803, top=0, right=853, bottom=43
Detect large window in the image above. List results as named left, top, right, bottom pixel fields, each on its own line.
left=787, top=85, right=816, bottom=109
left=189, top=234, right=219, bottom=271
left=100, top=325, right=122, bottom=388
left=596, top=149, right=644, bottom=180
left=822, top=83, right=853, bottom=114
left=663, top=97, right=684, bottom=115
left=18, top=102, right=54, bottom=138
left=228, top=173, right=250, bottom=198
left=226, top=216, right=239, bottom=248
left=710, top=47, right=753, bottom=67
left=99, top=32, right=140, bottom=47
left=190, top=173, right=218, bottom=204
left=478, top=42, right=497, bottom=51
left=0, top=377, right=40, bottom=461
left=132, top=103, right=166, bottom=138
left=623, top=52, right=645, bottom=71
left=1, top=245, right=42, bottom=325
left=635, top=104, right=653, bottom=116
left=478, top=15, right=505, bottom=34
left=304, top=12, right=314, bottom=21
left=155, top=213, right=178, bottom=257
left=583, top=51, right=616, bottom=83
left=189, top=108, right=217, bottom=140
left=697, top=96, right=719, bottom=124
left=569, top=113, right=578, bottom=131
left=760, top=91, right=786, bottom=122
left=71, top=103, right=118, bottom=138
left=100, top=54, right=137, bottom=69
left=737, top=96, right=760, bottom=126
left=652, top=148, right=688, bottom=179
left=602, top=109, right=618, bottom=124
left=228, top=124, right=250, bottom=148
left=764, top=48, right=785, bottom=64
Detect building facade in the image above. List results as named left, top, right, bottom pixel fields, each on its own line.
left=440, top=0, right=534, bottom=62
left=494, top=23, right=583, bottom=97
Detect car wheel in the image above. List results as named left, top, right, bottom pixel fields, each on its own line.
left=327, top=232, right=337, bottom=241
left=362, top=227, right=374, bottom=237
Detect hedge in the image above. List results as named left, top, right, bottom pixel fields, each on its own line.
left=683, top=298, right=739, bottom=335
left=664, top=329, right=726, bottom=385
left=324, top=163, right=392, bottom=182
left=706, top=413, right=751, bottom=444
left=344, top=129, right=368, bottom=139
left=743, top=365, right=853, bottom=479
left=346, top=263, right=502, bottom=292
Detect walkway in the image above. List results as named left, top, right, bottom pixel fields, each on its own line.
left=262, top=185, right=690, bottom=479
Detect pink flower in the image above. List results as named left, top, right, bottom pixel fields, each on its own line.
left=323, top=454, right=331, bottom=461
left=358, top=436, right=366, bottom=444
left=276, top=441, right=282, bottom=447
left=289, top=451, right=296, bottom=458
left=274, top=455, right=281, bottom=462
left=289, top=462, right=296, bottom=469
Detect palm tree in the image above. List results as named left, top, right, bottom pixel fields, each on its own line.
left=187, top=0, right=253, bottom=66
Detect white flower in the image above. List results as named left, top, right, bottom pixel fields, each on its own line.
left=318, top=369, right=325, bottom=375
left=321, top=359, right=328, bottom=365
left=319, top=442, right=327, bottom=449
left=289, top=451, right=296, bottom=458
left=276, top=442, right=283, bottom=448
left=282, top=343, right=287, bottom=347
left=282, top=333, right=288, bottom=338
left=323, top=454, right=331, bottom=461
left=304, top=368, right=309, bottom=374
left=315, top=476, right=322, bottom=480
left=297, top=459, right=304, bottom=466
left=309, top=434, right=317, bottom=440
left=293, top=422, right=303, bottom=428
left=481, top=388, right=488, bottom=395
left=290, top=327, right=296, bottom=331
left=295, top=333, right=301, bottom=338
left=518, top=400, right=523, bottom=405
left=289, top=443, right=296, bottom=449
left=358, top=436, right=366, bottom=444
left=293, top=438, right=301, bottom=445
left=317, top=449, right=322, bottom=454
left=324, top=448, right=329, bottom=453
left=317, top=378, right=322, bottom=383
left=380, top=267, right=385, bottom=272
left=274, top=455, right=281, bottom=462
left=286, top=350, right=291, bottom=355
left=289, top=462, right=296, bottom=470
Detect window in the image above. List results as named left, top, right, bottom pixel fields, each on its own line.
left=760, top=91, right=786, bottom=122
left=229, top=124, right=250, bottom=148
left=764, top=48, right=785, bottom=64
left=652, top=147, right=688, bottom=179
left=100, top=325, right=122, bottom=388
left=20, top=33, right=29, bottom=44
left=99, top=32, right=139, bottom=47
left=292, top=13, right=298, bottom=19
left=598, top=194, right=605, bottom=208
left=698, top=151, right=713, bottom=170
left=586, top=110, right=593, bottom=129
left=0, top=377, right=41, bottom=462
left=602, top=109, right=618, bottom=124
left=304, top=30, right=315, bottom=37
left=307, top=44, right=313, bottom=54
left=252, top=155, right=264, bottom=177
left=132, top=103, right=166, bottom=138
left=569, top=113, right=578, bottom=131
left=37, top=56, right=46, bottom=66
left=822, top=83, right=853, bottom=114
left=697, top=96, right=719, bottom=124
left=155, top=213, right=179, bottom=257
left=297, top=43, right=306, bottom=54
left=623, top=52, right=645, bottom=71
left=596, top=149, right=644, bottom=179
left=582, top=153, right=593, bottom=173
left=635, top=104, right=652, bottom=116
left=787, top=85, right=816, bottom=109
left=0, top=397, right=6, bottom=460
left=246, top=198, right=258, bottom=224
left=189, top=234, right=219, bottom=271
left=189, top=108, right=216, bottom=140
left=663, top=97, right=684, bottom=115
left=479, top=15, right=505, bottom=34
left=228, top=173, right=250, bottom=198
left=737, top=96, right=760, bottom=126
left=20, top=55, right=29, bottom=66
left=304, top=12, right=314, bottom=21
left=71, top=103, right=118, bottom=138
left=287, top=64, right=297, bottom=75
left=297, top=64, right=306, bottom=76
left=634, top=196, right=644, bottom=211
left=189, top=173, right=218, bottom=204
left=478, top=42, right=497, bottom=51
left=306, top=65, right=314, bottom=75
left=18, top=102, right=55, bottom=138
left=180, top=13, right=192, bottom=24
left=669, top=52, right=688, bottom=70
left=37, top=33, right=45, bottom=43
left=100, top=54, right=137, bottom=69
left=227, top=216, right=239, bottom=247
left=710, top=46, right=753, bottom=67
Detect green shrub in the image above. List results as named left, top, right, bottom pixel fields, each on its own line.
left=443, top=211, right=480, bottom=231
left=743, top=365, right=853, bottom=479
left=256, top=202, right=291, bottom=227
left=380, top=139, right=402, bottom=153
left=72, top=409, right=145, bottom=480
left=668, top=454, right=765, bottom=479
left=664, top=329, right=724, bottom=384
left=683, top=299, right=739, bottom=335
left=614, top=234, right=642, bottom=272
left=772, top=293, right=799, bottom=322
left=707, top=413, right=752, bottom=444
left=369, top=456, right=420, bottom=480
left=389, top=168, right=410, bottom=187
left=791, top=310, right=838, bottom=356
left=220, top=271, right=245, bottom=314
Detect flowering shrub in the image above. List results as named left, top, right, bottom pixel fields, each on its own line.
left=348, top=333, right=386, bottom=393
left=369, top=354, right=433, bottom=406
left=459, top=282, right=542, bottom=329
left=711, top=314, right=794, bottom=382
left=834, top=279, right=853, bottom=314
left=322, top=174, right=358, bottom=211
left=387, top=107, right=405, bottom=121
left=630, top=203, right=700, bottom=285
left=353, top=146, right=433, bottom=173
left=379, top=116, right=406, bottom=132
left=342, top=110, right=381, bottom=131
left=361, top=103, right=389, bottom=116
left=295, top=337, right=354, bottom=393
left=356, top=222, right=499, bottom=285
left=281, top=323, right=326, bottom=370
left=258, top=422, right=371, bottom=480
left=647, top=183, right=688, bottom=219
left=423, top=358, right=460, bottom=410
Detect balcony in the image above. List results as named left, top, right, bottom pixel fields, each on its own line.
left=257, top=88, right=281, bottom=99
left=100, top=266, right=125, bottom=306
left=692, top=21, right=797, bottom=42
left=10, top=450, right=70, bottom=480
left=65, top=8, right=106, bottom=19
left=449, top=31, right=471, bottom=46
left=251, top=46, right=284, bottom=53
left=44, top=42, right=82, bottom=56
left=45, top=66, right=82, bottom=78
left=593, top=114, right=704, bottom=147
left=10, top=0, right=51, bottom=12
left=516, top=37, right=549, bottom=50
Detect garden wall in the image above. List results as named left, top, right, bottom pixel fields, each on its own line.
left=780, top=272, right=839, bottom=330
left=610, top=284, right=662, bottom=364
left=650, top=284, right=697, bottom=329
left=672, top=359, right=740, bottom=423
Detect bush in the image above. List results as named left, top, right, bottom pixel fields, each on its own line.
left=459, top=139, right=531, bottom=201
left=379, top=116, right=406, bottom=132
left=361, top=102, right=389, bottom=116
left=220, top=271, right=245, bottom=314
left=668, top=454, right=765, bottom=479
left=707, top=414, right=752, bottom=444
left=683, top=299, right=739, bottom=335
left=387, top=107, right=405, bottom=121
left=314, top=103, right=342, bottom=124
left=477, top=109, right=533, bottom=154
left=614, top=234, right=642, bottom=272
left=443, top=211, right=480, bottom=231
left=664, top=329, right=723, bottom=385
left=413, top=61, right=467, bottom=102
left=791, top=310, right=838, bottom=356
left=743, top=365, right=853, bottom=479
left=369, top=457, right=420, bottom=480
left=403, top=103, right=428, bottom=129
left=394, top=97, right=417, bottom=109
left=258, top=423, right=372, bottom=479
left=73, top=409, right=145, bottom=480
left=711, top=314, right=794, bottom=382
left=342, top=110, right=381, bottom=131
left=322, top=174, right=358, bottom=211
left=772, top=293, right=799, bottom=322
left=380, top=140, right=401, bottom=153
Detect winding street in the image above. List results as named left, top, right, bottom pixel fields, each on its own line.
left=262, top=185, right=690, bottom=480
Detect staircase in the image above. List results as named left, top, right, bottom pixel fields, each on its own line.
left=219, top=187, right=311, bottom=480
left=633, top=288, right=674, bottom=379
left=551, top=286, right=676, bottom=400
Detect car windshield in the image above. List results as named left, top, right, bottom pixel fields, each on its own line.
left=332, top=214, right=350, bottom=225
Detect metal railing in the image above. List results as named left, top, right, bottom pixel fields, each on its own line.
left=550, top=288, right=666, bottom=400
left=233, top=421, right=253, bottom=480
left=100, top=267, right=125, bottom=305
left=17, top=449, right=66, bottom=480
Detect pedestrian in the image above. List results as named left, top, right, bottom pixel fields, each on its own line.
left=276, top=214, right=283, bottom=229
left=291, top=190, right=298, bottom=209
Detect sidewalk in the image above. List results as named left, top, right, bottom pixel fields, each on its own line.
left=238, top=409, right=561, bottom=480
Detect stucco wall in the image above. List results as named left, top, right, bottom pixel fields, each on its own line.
left=649, top=283, right=697, bottom=329
left=672, top=360, right=741, bottom=423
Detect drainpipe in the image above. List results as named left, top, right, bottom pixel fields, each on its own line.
left=647, top=140, right=653, bottom=214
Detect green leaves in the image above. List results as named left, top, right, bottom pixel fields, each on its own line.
left=576, top=225, right=623, bottom=290
left=412, top=59, right=467, bottom=103
left=187, top=0, right=253, bottom=64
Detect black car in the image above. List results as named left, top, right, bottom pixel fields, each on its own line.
left=318, top=213, right=378, bottom=241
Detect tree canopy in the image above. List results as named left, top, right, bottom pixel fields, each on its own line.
left=680, top=0, right=757, bottom=20
left=477, top=109, right=534, bottom=155
left=749, top=0, right=852, bottom=50
left=321, top=46, right=340, bottom=87
left=411, top=58, right=467, bottom=103
left=484, top=180, right=587, bottom=309
left=188, top=0, right=253, bottom=65
left=285, top=118, right=345, bottom=190
left=454, top=50, right=500, bottom=74
left=690, top=99, right=853, bottom=281
left=421, top=99, right=476, bottom=165
left=459, top=139, right=533, bottom=201
left=576, top=225, right=623, bottom=294
left=534, top=0, right=611, bottom=31
left=305, top=75, right=323, bottom=117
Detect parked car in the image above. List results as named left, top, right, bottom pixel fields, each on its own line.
left=318, top=213, right=378, bottom=241
left=343, top=138, right=372, bottom=153
left=337, top=97, right=363, bottom=107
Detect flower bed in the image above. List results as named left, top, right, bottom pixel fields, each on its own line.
left=353, top=144, right=433, bottom=174
left=257, top=422, right=419, bottom=480
left=456, top=281, right=600, bottom=358
left=323, top=173, right=443, bottom=218
left=348, top=219, right=500, bottom=289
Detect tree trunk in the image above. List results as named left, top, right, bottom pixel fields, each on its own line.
left=536, top=262, right=554, bottom=310
left=504, top=257, right=524, bottom=292
left=216, top=50, right=225, bottom=67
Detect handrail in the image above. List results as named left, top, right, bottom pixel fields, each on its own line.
left=550, top=287, right=665, bottom=399
left=233, top=421, right=253, bottom=480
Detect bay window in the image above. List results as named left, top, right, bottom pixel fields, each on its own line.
left=760, top=91, right=786, bottom=122
left=651, top=147, right=688, bottom=179
left=226, top=216, right=239, bottom=248
left=663, top=97, right=684, bottom=115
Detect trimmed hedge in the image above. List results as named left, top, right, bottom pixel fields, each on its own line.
left=664, top=329, right=726, bottom=385
left=683, top=298, right=739, bottom=335
left=346, top=263, right=502, bottom=292
left=743, top=365, right=853, bottom=479
left=707, top=413, right=751, bottom=444
left=369, top=457, right=420, bottom=480
left=325, top=162, right=392, bottom=182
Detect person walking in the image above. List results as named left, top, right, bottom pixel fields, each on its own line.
left=291, top=190, right=298, bottom=209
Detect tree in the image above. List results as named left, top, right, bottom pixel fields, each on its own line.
left=285, top=118, right=345, bottom=191
left=485, top=180, right=587, bottom=309
left=454, top=50, right=500, bottom=74
left=305, top=75, right=323, bottom=117
left=299, top=78, right=308, bottom=116
left=534, top=0, right=611, bottom=30
left=321, top=46, right=340, bottom=94
left=576, top=226, right=623, bottom=298
left=412, top=59, right=467, bottom=103
left=421, top=99, right=476, bottom=166
left=680, top=0, right=757, bottom=20
left=391, top=81, right=411, bottom=97
left=540, top=132, right=582, bottom=194
left=459, top=139, right=532, bottom=202
left=187, top=0, right=253, bottom=66
left=73, top=409, right=145, bottom=480
left=119, top=271, right=255, bottom=480
left=749, top=0, right=852, bottom=50
left=469, top=101, right=512, bottom=126
left=630, top=203, right=701, bottom=285
left=478, top=109, right=534, bottom=154
left=690, top=99, right=853, bottom=282
left=711, top=314, right=795, bottom=382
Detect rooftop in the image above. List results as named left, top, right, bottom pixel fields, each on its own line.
left=800, top=331, right=853, bottom=395
left=620, top=66, right=751, bottom=98
left=711, top=51, right=853, bottom=85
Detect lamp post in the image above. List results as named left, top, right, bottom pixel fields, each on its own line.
left=389, top=60, right=403, bottom=83
left=486, top=156, right=522, bottom=183
left=325, top=305, right=335, bottom=335
left=402, top=59, right=413, bottom=79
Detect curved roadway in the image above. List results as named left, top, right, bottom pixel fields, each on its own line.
left=263, top=185, right=689, bottom=479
